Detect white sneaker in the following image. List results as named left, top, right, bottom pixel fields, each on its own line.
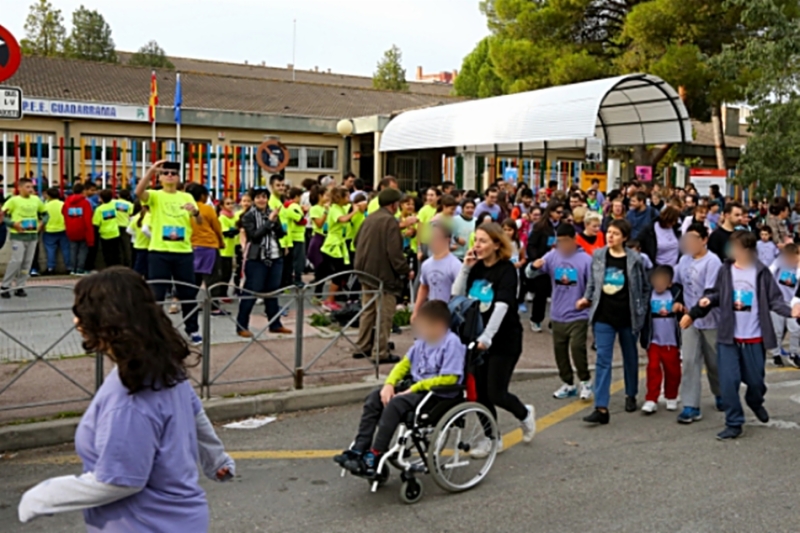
left=521, top=405, right=536, bottom=443
left=525, top=293, right=533, bottom=302
left=666, top=399, right=679, bottom=411
left=641, top=401, right=658, bottom=414
left=470, top=436, right=502, bottom=459
left=579, top=381, right=593, bottom=401
left=553, top=383, right=577, bottom=399
left=530, top=322, right=542, bottom=333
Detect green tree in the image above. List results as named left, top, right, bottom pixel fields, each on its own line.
left=20, top=0, right=67, bottom=57
left=373, top=45, right=409, bottom=91
left=454, top=37, right=503, bottom=97
left=128, top=40, right=174, bottom=69
left=65, top=5, right=117, bottom=63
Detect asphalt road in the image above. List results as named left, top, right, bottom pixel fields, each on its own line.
left=2, top=370, right=800, bottom=533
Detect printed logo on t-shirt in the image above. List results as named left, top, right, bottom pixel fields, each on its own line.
left=554, top=265, right=578, bottom=287
left=163, top=225, right=186, bottom=242
left=468, top=279, right=495, bottom=313
left=19, top=219, right=37, bottom=231
left=602, top=267, right=625, bottom=295
left=115, top=202, right=128, bottom=213
left=651, top=298, right=674, bottom=317
left=733, top=282, right=754, bottom=312
left=547, top=236, right=556, bottom=248
left=67, top=207, right=83, bottom=217
left=779, top=269, right=797, bottom=288
left=101, top=210, right=116, bottom=221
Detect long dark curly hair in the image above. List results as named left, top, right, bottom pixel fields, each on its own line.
left=73, top=267, right=197, bottom=394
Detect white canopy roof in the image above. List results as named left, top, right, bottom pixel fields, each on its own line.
left=379, top=74, right=691, bottom=153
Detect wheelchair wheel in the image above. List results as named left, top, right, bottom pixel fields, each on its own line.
left=425, top=402, right=498, bottom=493
left=399, top=478, right=424, bottom=504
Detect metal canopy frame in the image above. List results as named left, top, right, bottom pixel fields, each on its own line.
left=379, top=73, right=692, bottom=154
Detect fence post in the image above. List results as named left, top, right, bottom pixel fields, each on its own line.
left=95, top=352, right=105, bottom=391
left=201, top=292, right=212, bottom=399
left=294, top=287, right=304, bottom=390
left=374, top=282, right=383, bottom=380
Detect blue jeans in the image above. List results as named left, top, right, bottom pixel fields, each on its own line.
left=43, top=231, right=71, bottom=271
left=236, top=258, right=284, bottom=333
left=717, top=342, right=766, bottom=428
left=593, top=322, right=639, bottom=409
left=148, top=251, right=199, bottom=335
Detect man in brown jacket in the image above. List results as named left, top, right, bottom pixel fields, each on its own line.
left=353, top=188, right=409, bottom=363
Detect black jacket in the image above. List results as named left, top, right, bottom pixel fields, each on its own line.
left=639, top=221, right=681, bottom=267
left=240, top=207, right=285, bottom=262
left=526, top=221, right=558, bottom=263
left=639, top=284, right=684, bottom=349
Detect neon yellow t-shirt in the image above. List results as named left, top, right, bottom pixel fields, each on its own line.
left=142, top=189, right=197, bottom=254
left=399, top=213, right=418, bottom=252
left=219, top=213, right=237, bottom=258
left=309, top=204, right=327, bottom=236
left=129, top=212, right=152, bottom=250
left=285, top=202, right=306, bottom=243
left=44, top=199, right=66, bottom=233
left=3, top=195, right=46, bottom=234
left=348, top=210, right=365, bottom=252
left=321, top=203, right=349, bottom=262
left=417, top=204, right=437, bottom=245
left=114, top=199, right=133, bottom=228
left=367, top=197, right=380, bottom=215
left=93, top=203, right=121, bottom=240
left=270, top=194, right=292, bottom=248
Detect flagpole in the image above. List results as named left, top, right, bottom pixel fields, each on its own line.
left=151, top=70, right=157, bottom=155
left=175, top=72, right=182, bottom=180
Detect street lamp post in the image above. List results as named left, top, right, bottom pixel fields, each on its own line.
left=336, top=119, right=354, bottom=175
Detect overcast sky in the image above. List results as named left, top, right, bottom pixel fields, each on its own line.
left=6, top=0, right=489, bottom=78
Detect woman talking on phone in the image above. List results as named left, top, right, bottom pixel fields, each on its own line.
left=452, top=222, right=536, bottom=458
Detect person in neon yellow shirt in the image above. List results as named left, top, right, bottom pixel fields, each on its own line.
left=1, top=178, right=46, bottom=297
left=367, top=176, right=399, bottom=215
left=135, top=160, right=203, bottom=344
left=232, top=191, right=252, bottom=292
left=127, top=204, right=151, bottom=277
left=321, top=187, right=365, bottom=311
left=92, top=190, right=122, bottom=267
left=416, top=187, right=441, bottom=263
left=347, top=192, right=368, bottom=254
left=218, top=197, right=237, bottom=291
left=42, top=187, right=70, bottom=275
left=308, top=187, right=330, bottom=296
left=114, top=190, right=135, bottom=267
left=284, top=187, right=308, bottom=287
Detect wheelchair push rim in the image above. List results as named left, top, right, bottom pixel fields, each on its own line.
left=425, top=402, right=498, bottom=493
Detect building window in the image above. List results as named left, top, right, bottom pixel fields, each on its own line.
left=286, top=146, right=337, bottom=171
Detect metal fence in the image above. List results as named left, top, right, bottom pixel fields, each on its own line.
left=0, top=271, right=388, bottom=422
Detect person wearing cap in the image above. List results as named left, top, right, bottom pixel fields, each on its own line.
left=353, top=188, right=410, bottom=364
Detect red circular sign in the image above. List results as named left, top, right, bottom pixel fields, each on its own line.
left=0, top=25, right=22, bottom=83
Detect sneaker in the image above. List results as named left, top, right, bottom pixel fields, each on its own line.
left=470, top=437, right=502, bottom=459
left=14, top=289, right=27, bottom=298
left=583, top=409, right=610, bottom=425
left=360, top=450, right=380, bottom=477
left=553, top=383, right=578, bottom=399
left=625, top=396, right=637, bottom=412
left=753, top=405, right=770, bottom=424
left=521, top=405, right=536, bottom=443
left=530, top=322, right=542, bottom=333
left=190, top=333, right=203, bottom=346
left=666, top=399, right=679, bottom=411
left=772, top=355, right=785, bottom=367
left=524, top=293, right=533, bottom=302
left=518, top=303, right=528, bottom=314
left=0, top=288, right=10, bottom=299
left=790, top=354, right=800, bottom=369
left=323, top=301, right=342, bottom=312
left=579, top=381, right=593, bottom=401
left=333, top=449, right=361, bottom=468
left=641, top=401, right=658, bottom=414
left=677, top=407, right=702, bottom=424
left=715, top=396, right=724, bottom=412
left=716, top=426, right=743, bottom=441
left=29, top=270, right=39, bottom=277
left=75, top=270, right=88, bottom=276
left=781, top=348, right=791, bottom=357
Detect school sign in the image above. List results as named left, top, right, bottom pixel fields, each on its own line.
left=21, top=98, right=148, bottom=122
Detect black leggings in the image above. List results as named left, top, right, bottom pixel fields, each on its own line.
left=476, top=337, right=528, bottom=423
left=527, top=274, right=551, bottom=324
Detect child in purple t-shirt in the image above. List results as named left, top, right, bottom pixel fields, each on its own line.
left=757, top=226, right=779, bottom=267
left=334, top=300, right=465, bottom=479
left=528, top=224, right=593, bottom=401
left=768, top=243, right=800, bottom=368
left=640, top=265, right=683, bottom=414
left=412, top=224, right=462, bottom=323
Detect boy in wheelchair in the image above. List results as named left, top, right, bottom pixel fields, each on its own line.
left=334, top=300, right=465, bottom=478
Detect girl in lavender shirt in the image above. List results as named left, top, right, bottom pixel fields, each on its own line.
left=19, top=268, right=234, bottom=531
left=639, top=206, right=681, bottom=268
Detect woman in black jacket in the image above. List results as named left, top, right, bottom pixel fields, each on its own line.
left=525, top=200, right=564, bottom=331
left=639, top=206, right=681, bottom=268
left=235, top=188, right=289, bottom=337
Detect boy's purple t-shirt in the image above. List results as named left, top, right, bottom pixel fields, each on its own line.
left=772, top=258, right=799, bottom=302
left=539, top=248, right=592, bottom=322
left=74, top=368, right=208, bottom=533
left=473, top=201, right=501, bottom=222
left=407, top=330, right=465, bottom=384
left=674, top=252, right=721, bottom=330
left=731, top=264, right=761, bottom=340
left=650, top=290, right=677, bottom=347
left=757, top=240, right=779, bottom=268
left=419, top=253, right=462, bottom=303
left=654, top=224, right=679, bottom=266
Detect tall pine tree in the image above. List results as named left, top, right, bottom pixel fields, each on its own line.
left=20, top=0, right=67, bottom=57
left=373, top=45, right=409, bottom=92
left=65, top=5, right=117, bottom=63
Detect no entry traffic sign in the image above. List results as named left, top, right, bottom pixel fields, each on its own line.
left=256, top=140, right=290, bottom=173
left=0, top=25, right=22, bottom=83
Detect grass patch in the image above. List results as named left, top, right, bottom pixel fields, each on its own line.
left=3, top=410, right=84, bottom=427
left=220, top=388, right=283, bottom=399
left=309, top=313, right=332, bottom=328
left=393, top=308, right=412, bottom=328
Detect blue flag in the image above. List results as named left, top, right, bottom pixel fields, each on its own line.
left=174, top=72, right=182, bottom=124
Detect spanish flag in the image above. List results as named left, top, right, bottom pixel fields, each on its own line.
left=148, top=70, right=158, bottom=123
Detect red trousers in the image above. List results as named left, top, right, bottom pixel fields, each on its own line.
left=646, top=344, right=682, bottom=403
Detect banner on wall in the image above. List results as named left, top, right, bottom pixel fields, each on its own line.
left=689, top=168, right=727, bottom=196
left=635, top=166, right=652, bottom=182
left=580, top=170, right=607, bottom=192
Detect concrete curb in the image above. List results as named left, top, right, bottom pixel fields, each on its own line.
left=1, top=363, right=637, bottom=452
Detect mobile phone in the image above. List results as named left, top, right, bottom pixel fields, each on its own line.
left=162, top=161, right=181, bottom=172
